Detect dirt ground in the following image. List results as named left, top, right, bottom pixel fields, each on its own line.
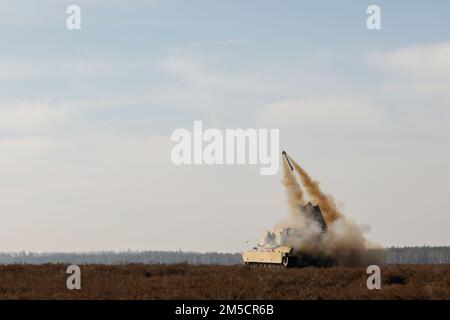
left=0, top=264, right=449, bottom=299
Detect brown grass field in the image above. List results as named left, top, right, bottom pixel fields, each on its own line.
left=0, top=264, right=449, bottom=299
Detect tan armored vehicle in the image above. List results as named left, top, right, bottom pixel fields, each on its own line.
left=242, top=246, right=296, bottom=267
left=242, top=202, right=330, bottom=267
left=242, top=151, right=333, bottom=267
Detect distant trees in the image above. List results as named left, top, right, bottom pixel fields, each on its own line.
left=0, top=246, right=449, bottom=265
left=385, top=246, right=450, bottom=264
left=0, top=250, right=243, bottom=265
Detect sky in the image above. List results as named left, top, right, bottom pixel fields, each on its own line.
left=0, top=0, right=449, bottom=252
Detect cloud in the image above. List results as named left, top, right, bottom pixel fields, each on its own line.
left=154, top=47, right=342, bottom=123
left=259, top=97, right=384, bottom=132
left=154, top=53, right=273, bottom=121
left=0, top=101, right=66, bottom=133
left=369, top=42, right=450, bottom=79
left=368, top=42, right=450, bottom=99
left=365, top=42, right=450, bottom=139
left=160, top=53, right=260, bottom=92
left=0, top=56, right=136, bottom=81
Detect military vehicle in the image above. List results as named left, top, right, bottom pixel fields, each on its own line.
left=242, top=150, right=334, bottom=267
left=242, top=245, right=296, bottom=267
left=242, top=202, right=329, bottom=267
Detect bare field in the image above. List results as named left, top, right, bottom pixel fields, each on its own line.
left=0, top=264, right=449, bottom=299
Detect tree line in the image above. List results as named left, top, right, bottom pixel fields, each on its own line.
left=0, top=246, right=449, bottom=265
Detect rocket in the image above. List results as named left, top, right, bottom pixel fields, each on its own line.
left=282, top=150, right=294, bottom=171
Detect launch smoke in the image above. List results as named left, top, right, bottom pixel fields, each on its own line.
left=266, top=153, right=383, bottom=266
left=281, top=157, right=304, bottom=216
left=289, top=157, right=342, bottom=224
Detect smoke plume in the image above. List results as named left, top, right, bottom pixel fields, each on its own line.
left=281, top=157, right=305, bottom=216
left=289, top=156, right=342, bottom=224
left=261, top=153, right=383, bottom=266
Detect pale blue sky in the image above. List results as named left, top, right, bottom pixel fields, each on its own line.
left=0, top=1, right=449, bottom=252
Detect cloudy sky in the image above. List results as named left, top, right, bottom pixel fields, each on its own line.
left=0, top=0, right=449, bottom=252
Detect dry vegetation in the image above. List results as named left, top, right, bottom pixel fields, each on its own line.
left=0, top=264, right=449, bottom=299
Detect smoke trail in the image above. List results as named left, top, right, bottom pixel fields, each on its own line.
left=281, top=156, right=304, bottom=216
left=259, top=153, right=384, bottom=266
left=289, top=157, right=342, bottom=224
